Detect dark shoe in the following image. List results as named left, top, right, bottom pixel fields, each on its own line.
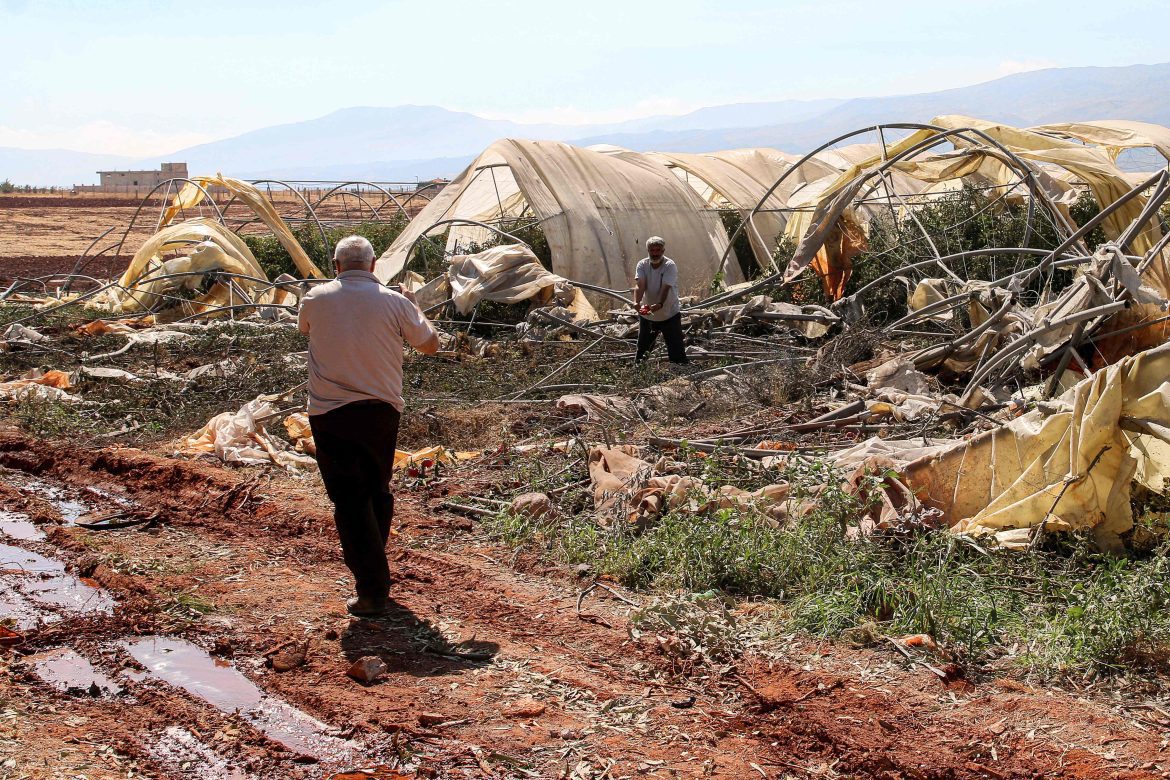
left=346, top=595, right=388, bottom=617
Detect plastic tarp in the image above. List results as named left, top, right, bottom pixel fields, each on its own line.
left=647, top=148, right=799, bottom=272
left=1031, top=120, right=1170, bottom=163
left=0, top=369, right=79, bottom=404
left=588, top=444, right=789, bottom=527
left=779, top=115, right=1165, bottom=299
left=446, top=244, right=598, bottom=320
left=840, top=342, right=1170, bottom=549
left=98, top=219, right=270, bottom=315
left=180, top=396, right=317, bottom=471
left=375, top=139, right=742, bottom=308
left=161, top=175, right=324, bottom=279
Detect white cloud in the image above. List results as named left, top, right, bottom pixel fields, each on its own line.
left=0, top=121, right=215, bottom=158
left=996, top=58, right=1060, bottom=77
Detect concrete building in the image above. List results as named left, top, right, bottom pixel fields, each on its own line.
left=77, top=162, right=189, bottom=193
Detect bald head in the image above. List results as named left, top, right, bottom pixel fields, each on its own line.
left=334, top=235, right=376, bottom=272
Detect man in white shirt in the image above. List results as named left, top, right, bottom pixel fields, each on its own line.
left=633, top=236, right=688, bottom=364
left=298, top=236, right=439, bottom=617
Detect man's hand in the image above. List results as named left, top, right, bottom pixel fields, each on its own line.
left=401, top=287, right=418, bottom=305
left=415, top=331, right=440, bottom=355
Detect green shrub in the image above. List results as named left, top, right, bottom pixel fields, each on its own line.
left=486, top=450, right=1170, bottom=677
left=243, top=217, right=408, bottom=279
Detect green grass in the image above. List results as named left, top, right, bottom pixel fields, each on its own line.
left=485, top=451, right=1170, bottom=678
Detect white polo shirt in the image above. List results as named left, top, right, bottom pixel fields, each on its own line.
left=297, top=270, right=436, bottom=415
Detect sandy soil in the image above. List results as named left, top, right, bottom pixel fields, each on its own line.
left=1, top=433, right=1167, bottom=779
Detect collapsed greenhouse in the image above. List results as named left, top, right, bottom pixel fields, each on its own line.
left=7, top=111, right=1170, bottom=777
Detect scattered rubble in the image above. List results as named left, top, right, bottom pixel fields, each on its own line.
left=345, top=656, right=388, bottom=686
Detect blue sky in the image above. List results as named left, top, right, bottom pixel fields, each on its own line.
left=1, top=0, right=1167, bottom=156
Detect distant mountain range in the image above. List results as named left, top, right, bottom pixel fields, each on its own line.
left=4, top=63, right=1170, bottom=186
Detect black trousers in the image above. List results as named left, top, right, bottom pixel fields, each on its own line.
left=635, top=312, right=688, bottom=364
left=309, top=400, right=400, bottom=600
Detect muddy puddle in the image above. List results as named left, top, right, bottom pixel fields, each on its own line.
left=28, top=647, right=123, bottom=696
left=1, top=467, right=133, bottom=524
left=124, top=637, right=354, bottom=762
left=0, top=510, right=46, bottom=541
left=0, top=541, right=114, bottom=628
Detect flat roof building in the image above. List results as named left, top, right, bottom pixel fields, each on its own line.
left=91, top=162, right=188, bottom=192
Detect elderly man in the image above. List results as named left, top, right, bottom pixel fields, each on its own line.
left=298, top=236, right=439, bottom=617
left=634, top=236, right=688, bottom=364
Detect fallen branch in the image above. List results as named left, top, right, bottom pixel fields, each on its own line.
left=1029, top=444, right=1111, bottom=549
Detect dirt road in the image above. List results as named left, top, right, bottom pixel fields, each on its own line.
left=1, top=433, right=1166, bottom=779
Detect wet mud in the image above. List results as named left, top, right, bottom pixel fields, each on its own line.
left=1, top=433, right=1167, bottom=778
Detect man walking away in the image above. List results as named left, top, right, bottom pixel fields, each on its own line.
left=634, top=236, right=688, bottom=364
left=298, top=236, right=439, bottom=617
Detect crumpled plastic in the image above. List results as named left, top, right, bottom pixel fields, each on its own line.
left=0, top=369, right=81, bottom=403
left=393, top=445, right=480, bottom=471
left=280, top=414, right=479, bottom=470
left=180, top=396, right=316, bottom=471
left=836, top=341, right=1170, bottom=550
left=1, top=323, right=49, bottom=348
left=161, top=175, right=324, bottom=280
left=588, top=444, right=789, bottom=527
left=555, top=393, right=638, bottom=422
left=726, top=295, right=834, bottom=338
left=447, top=244, right=598, bottom=321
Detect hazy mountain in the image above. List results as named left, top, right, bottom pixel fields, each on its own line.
left=156, top=98, right=852, bottom=177
left=143, top=105, right=583, bottom=177
left=0, top=147, right=134, bottom=187
left=6, top=63, right=1169, bottom=185
left=245, top=154, right=478, bottom=182
left=569, top=62, right=1170, bottom=156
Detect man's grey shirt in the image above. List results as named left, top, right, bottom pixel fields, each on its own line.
left=635, top=256, right=680, bottom=322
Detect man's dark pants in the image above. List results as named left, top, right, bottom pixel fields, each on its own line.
left=309, top=399, right=400, bottom=600
left=635, top=312, right=688, bottom=364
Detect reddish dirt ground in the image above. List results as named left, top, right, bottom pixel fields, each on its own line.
left=2, top=432, right=1169, bottom=779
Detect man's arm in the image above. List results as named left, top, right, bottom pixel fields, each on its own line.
left=400, top=288, right=440, bottom=354
left=296, top=298, right=310, bottom=335
left=634, top=276, right=646, bottom=306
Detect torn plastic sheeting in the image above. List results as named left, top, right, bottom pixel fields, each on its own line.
left=1030, top=120, right=1170, bottom=165
left=79, top=366, right=143, bottom=383
left=725, top=295, right=835, bottom=338
left=74, top=318, right=150, bottom=337
left=283, top=412, right=315, bottom=456
left=780, top=115, right=1166, bottom=299
left=646, top=148, right=798, bottom=272
left=865, top=356, right=932, bottom=395
left=180, top=396, right=316, bottom=472
left=447, top=244, right=598, bottom=321
left=161, top=175, right=324, bottom=280
left=280, top=415, right=480, bottom=470
left=841, top=341, right=1170, bottom=549
left=102, top=219, right=270, bottom=315
left=1, top=323, right=49, bottom=346
left=0, top=370, right=80, bottom=403
left=376, top=139, right=742, bottom=306
left=394, top=446, right=480, bottom=471
left=588, top=444, right=789, bottom=528
left=555, top=394, right=638, bottom=422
